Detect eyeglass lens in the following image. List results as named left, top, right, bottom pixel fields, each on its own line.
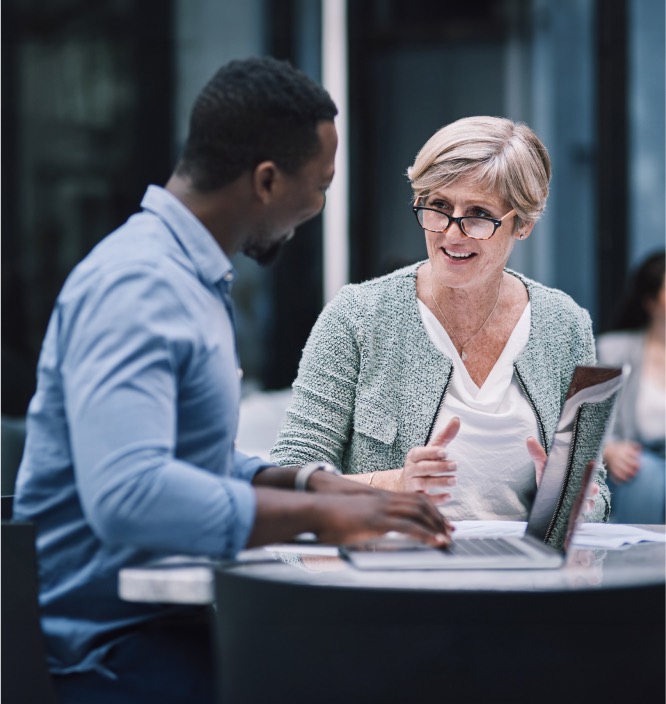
left=416, top=209, right=495, bottom=239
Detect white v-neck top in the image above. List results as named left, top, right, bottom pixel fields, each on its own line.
left=418, top=300, right=539, bottom=520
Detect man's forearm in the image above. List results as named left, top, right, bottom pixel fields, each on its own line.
left=246, top=487, right=320, bottom=547
left=252, top=465, right=299, bottom=489
left=252, top=463, right=376, bottom=495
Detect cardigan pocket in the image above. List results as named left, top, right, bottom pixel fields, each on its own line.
left=353, top=399, right=398, bottom=444
left=349, top=400, right=399, bottom=472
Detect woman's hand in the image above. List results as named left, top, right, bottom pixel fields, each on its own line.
left=526, top=436, right=547, bottom=485
left=603, top=440, right=641, bottom=483
left=385, top=417, right=461, bottom=505
left=526, top=436, right=599, bottom=515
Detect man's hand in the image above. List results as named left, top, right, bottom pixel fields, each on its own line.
left=248, top=487, right=454, bottom=549
left=313, top=491, right=454, bottom=547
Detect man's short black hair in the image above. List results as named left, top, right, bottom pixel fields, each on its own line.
left=175, top=56, right=338, bottom=192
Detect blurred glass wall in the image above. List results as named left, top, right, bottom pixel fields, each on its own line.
left=2, top=0, right=664, bottom=416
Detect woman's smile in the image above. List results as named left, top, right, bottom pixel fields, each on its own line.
left=441, top=247, right=476, bottom=262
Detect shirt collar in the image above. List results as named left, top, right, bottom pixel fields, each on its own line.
left=140, top=185, right=235, bottom=287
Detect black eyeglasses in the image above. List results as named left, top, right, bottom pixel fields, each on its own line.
left=412, top=206, right=516, bottom=240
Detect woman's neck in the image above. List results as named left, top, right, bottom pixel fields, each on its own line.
left=646, top=316, right=665, bottom=346
left=430, top=269, right=505, bottom=323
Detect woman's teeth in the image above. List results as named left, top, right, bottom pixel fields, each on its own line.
left=444, top=249, right=473, bottom=259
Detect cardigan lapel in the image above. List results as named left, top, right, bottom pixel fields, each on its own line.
left=392, top=267, right=454, bottom=457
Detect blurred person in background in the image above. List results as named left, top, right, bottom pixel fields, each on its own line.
left=597, top=250, right=665, bottom=523
left=272, top=116, right=610, bottom=533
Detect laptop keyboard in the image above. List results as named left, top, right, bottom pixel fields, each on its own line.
left=447, top=537, right=526, bottom=557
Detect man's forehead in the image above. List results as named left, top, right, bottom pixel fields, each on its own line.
left=316, top=120, right=338, bottom=164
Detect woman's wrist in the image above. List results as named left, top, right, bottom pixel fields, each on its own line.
left=367, top=468, right=400, bottom=492
left=345, top=468, right=400, bottom=491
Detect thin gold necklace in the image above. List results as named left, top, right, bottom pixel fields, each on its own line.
left=430, top=277, right=503, bottom=362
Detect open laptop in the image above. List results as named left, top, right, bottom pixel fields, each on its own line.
left=340, top=365, right=626, bottom=570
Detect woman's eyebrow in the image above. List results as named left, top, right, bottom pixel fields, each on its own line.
left=427, top=194, right=500, bottom=211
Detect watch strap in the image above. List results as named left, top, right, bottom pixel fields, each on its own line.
left=294, top=462, right=341, bottom=491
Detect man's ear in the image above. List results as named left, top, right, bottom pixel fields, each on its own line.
left=253, top=161, right=281, bottom=204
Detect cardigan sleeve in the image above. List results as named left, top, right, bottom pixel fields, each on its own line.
left=271, top=286, right=361, bottom=468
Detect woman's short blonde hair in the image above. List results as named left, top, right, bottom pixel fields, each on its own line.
left=407, top=116, right=551, bottom=226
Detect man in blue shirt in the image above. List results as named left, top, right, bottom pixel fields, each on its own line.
left=14, top=57, right=451, bottom=703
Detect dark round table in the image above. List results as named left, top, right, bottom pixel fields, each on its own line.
left=214, top=538, right=665, bottom=704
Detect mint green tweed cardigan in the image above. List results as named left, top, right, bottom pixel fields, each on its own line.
left=271, top=263, right=611, bottom=542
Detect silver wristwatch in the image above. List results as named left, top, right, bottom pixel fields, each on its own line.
left=294, top=462, right=341, bottom=491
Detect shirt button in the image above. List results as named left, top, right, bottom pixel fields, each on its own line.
left=223, top=272, right=234, bottom=282
left=237, top=368, right=244, bottom=379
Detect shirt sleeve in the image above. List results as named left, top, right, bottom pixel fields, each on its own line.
left=232, top=449, right=273, bottom=483
left=58, top=263, right=257, bottom=558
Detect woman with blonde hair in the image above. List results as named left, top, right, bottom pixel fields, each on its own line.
left=272, top=116, right=610, bottom=535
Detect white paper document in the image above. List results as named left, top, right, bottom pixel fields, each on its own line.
left=452, top=520, right=666, bottom=549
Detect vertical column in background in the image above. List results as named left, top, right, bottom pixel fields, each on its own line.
left=321, top=0, right=349, bottom=304
left=628, top=0, right=665, bottom=266
left=530, top=0, right=598, bottom=321
left=504, top=0, right=543, bottom=284
left=596, top=0, right=629, bottom=332
left=515, top=0, right=556, bottom=290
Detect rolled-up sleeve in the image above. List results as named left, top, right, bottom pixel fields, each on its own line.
left=59, top=263, right=260, bottom=557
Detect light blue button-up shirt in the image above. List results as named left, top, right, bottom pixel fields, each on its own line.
left=14, top=186, right=271, bottom=675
